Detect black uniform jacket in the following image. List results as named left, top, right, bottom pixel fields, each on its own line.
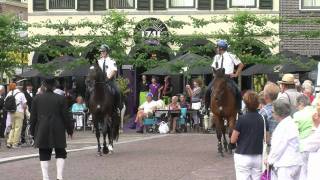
left=30, top=91, right=73, bottom=148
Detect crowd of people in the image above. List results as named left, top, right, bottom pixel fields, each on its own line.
left=0, top=80, right=87, bottom=149
left=232, top=73, right=320, bottom=180
left=136, top=74, right=206, bottom=134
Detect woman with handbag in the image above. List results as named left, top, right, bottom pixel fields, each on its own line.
left=231, top=90, right=269, bottom=180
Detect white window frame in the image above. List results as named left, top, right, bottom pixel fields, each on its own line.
left=47, top=0, right=77, bottom=10
left=230, top=0, right=257, bottom=8
left=300, top=0, right=320, bottom=10
left=169, top=0, right=196, bottom=8
left=109, top=0, right=135, bottom=9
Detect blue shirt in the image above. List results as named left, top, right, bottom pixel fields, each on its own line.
left=71, top=103, right=86, bottom=113
left=259, top=103, right=278, bottom=135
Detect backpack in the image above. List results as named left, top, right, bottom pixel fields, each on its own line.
left=4, top=91, right=20, bottom=112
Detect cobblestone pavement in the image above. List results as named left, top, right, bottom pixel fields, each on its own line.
left=0, top=132, right=235, bottom=180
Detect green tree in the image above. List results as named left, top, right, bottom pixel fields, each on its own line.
left=0, top=14, right=28, bottom=82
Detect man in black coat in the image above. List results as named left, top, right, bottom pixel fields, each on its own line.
left=30, top=79, right=73, bottom=180
left=21, top=83, right=34, bottom=144
left=24, top=83, right=34, bottom=111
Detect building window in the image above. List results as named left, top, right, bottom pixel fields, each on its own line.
left=169, top=0, right=195, bottom=8
left=49, top=0, right=75, bottom=9
left=301, top=0, right=320, bottom=9
left=110, top=0, right=135, bottom=9
left=230, top=0, right=256, bottom=7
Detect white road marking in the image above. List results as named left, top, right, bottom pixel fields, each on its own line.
left=0, top=134, right=168, bottom=164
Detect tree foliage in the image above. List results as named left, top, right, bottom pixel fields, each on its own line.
left=0, top=14, right=28, bottom=82
left=1, top=11, right=319, bottom=81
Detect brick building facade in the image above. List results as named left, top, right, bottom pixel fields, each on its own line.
left=280, top=0, right=320, bottom=56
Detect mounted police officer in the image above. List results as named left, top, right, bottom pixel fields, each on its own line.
left=205, top=40, right=244, bottom=112
left=97, top=44, right=122, bottom=112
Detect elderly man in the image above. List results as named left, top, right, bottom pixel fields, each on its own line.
left=259, top=82, right=280, bottom=135
left=277, top=74, right=301, bottom=114
left=268, top=100, right=302, bottom=180
left=135, top=93, right=157, bottom=133
left=293, top=95, right=316, bottom=180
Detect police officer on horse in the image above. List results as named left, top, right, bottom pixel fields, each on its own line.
left=97, top=44, right=122, bottom=112
left=205, top=40, right=244, bottom=112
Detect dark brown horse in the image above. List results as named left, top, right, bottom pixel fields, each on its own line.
left=86, top=63, right=120, bottom=156
left=210, top=68, right=238, bottom=157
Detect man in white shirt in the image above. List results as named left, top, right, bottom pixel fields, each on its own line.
left=6, top=83, right=27, bottom=148
left=135, top=93, right=157, bottom=133
left=205, top=40, right=244, bottom=112
left=97, top=44, right=121, bottom=111
left=268, top=100, right=302, bottom=180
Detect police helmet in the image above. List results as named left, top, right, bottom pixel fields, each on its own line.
left=216, top=40, right=229, bottom=50
left=99, top=44, right=110, bottom=53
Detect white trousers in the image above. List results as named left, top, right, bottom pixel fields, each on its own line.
left=272, top=165, right=301, bottom=180
left=307, top=152, right=320, bottom=180
left=299, top=152, right=309, bottom=180
left=234, top=153, right=262, bottom=180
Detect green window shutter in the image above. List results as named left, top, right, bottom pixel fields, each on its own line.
left=259, top=0, right=273, bottom=9
left=198, top=0, right=211, bottom=10
left=33, top=0, right=46, bottom=11
left=154, top=0, right=166, bottom=10
left=214, top=0, right=227, bottom=10
left=93, top=0, right=106, bottom=10
left=137, top=0, right=150, bottom=10
left=77, top=0, right=90, bottom=11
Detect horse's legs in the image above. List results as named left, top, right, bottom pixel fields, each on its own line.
left=222, top=123, right=228, bottom=152
left=227, top=115, right=237, bottom=154
left=107, top=124, right=114, bottom=153
left=94, top=120, right=102, bottom=156
left=102, top=117, right=109, bottom=154
left=214, top=115, right=224, bottom=157
left=102, top=131, right=108, bottom=154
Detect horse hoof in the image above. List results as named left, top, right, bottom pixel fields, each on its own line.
left=103, top=146, right=109, bottom=154
left=108, top=145, right=114, bottom=153
left=96, top=152, right=102, bottom=156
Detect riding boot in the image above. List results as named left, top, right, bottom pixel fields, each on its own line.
left=205, top=80, right=213, bottom=111
left=56, top=158, right=65, bottom=180
left=205, top=88, right=211, bottom=111
left=228, top=79, right=242, bottom=112
left=235, top=89, right=242, bottom=112
left=40, top=161, right=50, bottom=180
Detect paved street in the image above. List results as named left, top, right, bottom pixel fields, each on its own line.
left=0, top=132, right=235, bottom=180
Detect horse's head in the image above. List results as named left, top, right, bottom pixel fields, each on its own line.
left=211, top=74, right=227, bottom=111
left=212, top=66, right=225, bottom=78
left=86, top=63, right=105, bottom=85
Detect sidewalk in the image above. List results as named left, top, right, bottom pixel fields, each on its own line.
left=0, top=129, right=156, bottom=162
